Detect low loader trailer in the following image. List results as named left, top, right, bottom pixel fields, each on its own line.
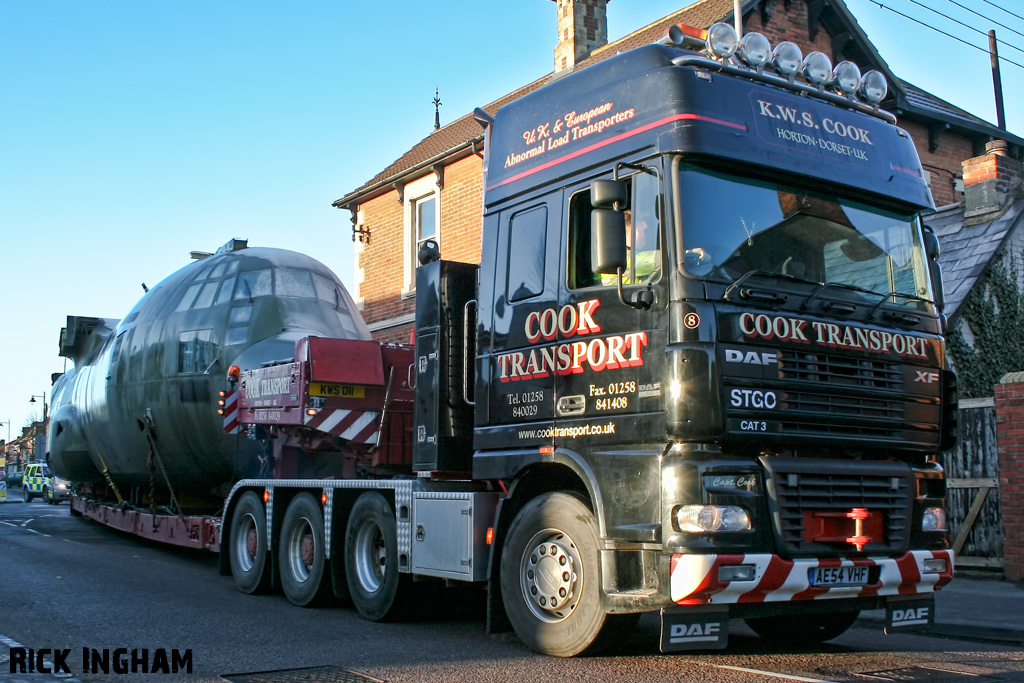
left=68, top=22, right=956, bottom=656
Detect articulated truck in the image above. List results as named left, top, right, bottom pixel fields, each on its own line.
left=51, top=23, right=956, bottom=656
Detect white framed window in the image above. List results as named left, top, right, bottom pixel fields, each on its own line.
left=403, top=174, right=441, bottom=296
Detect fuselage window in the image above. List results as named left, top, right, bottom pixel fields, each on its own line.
left=234, top=270, right=272, bottom=301
left=178, top=329, right=215, bottom=374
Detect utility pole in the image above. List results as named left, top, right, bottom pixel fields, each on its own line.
left=989, top=30, right=1006, bottom=130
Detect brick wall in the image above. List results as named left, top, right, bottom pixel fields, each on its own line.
left=994, top=374, right=1024, bottom=580
left=356, top=154, right=484, bottom=341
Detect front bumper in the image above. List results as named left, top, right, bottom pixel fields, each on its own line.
left=670, top=549, right=954, bottom=605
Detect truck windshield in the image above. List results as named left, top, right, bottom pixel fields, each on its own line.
left=678, top=163, right=933, bottom=309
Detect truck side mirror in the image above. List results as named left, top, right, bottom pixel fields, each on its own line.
left=922, top=224, right=944, bottom=312
left=592, top=208, right=627, bottom=274
left=591, top=179, right=628, bottom=209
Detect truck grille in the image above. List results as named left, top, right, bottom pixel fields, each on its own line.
left=762, top=456, right=913, bottom=558
left=723, top=347, right=941, bottom=448
left=780, top=351, right=902, bottom=390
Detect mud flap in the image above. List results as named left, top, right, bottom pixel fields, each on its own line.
left=885, top=594, right=935, bottom=634
left=660, top=606, right=729, bottom=652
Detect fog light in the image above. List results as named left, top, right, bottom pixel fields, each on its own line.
left=736, top=32, right=771, bottom=68
left=802, top=51, right=832, bottom=86
left=831, top=60, right=862, bottom=94
left=705, top=22, right=738, bottom=59
left=923, top=558, right=948, bottom=574
left=718, top=564, right=756, bottom=582
left=772, top=41, right=803, bottom=78
left=858, top=70, right=888, bottom=104
left=676, top=505, right=752, bottom=533
left=922, top=506, right=946, bottom=531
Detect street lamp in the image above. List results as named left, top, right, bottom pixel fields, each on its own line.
left=29, top=393, right=48, bottom=423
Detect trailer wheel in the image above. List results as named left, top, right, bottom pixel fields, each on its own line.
left=500, top=492, right=633, bottom=657
left=744, top=610, right=860, bottom=644
left=345, top=491, right=410, bottom=621
left=229, top=491, right=271, bottom=594
left=279, top=493, right=330, bottom=607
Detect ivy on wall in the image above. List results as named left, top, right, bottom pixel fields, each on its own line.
left=947, top=251, right=1024, bottom=398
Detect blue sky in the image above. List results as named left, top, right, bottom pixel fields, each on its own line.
left=0, top=0, right=1021, bottom=443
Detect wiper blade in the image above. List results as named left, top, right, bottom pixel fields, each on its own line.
left=723, top=270, right=822, bottom=302
left=869, top=290, right=932, bottom=318
left=801, top=281, right=882, bottom=311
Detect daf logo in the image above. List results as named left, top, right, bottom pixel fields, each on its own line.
left=892, top=607, right=929, bottom=625
left=725, top=349, right=778, bottom=366
left=669, top=621, right=722, bottom=644
left=914, top=370, right=940, bottom=384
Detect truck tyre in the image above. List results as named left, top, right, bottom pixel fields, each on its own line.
left=500, top=491, right=634, bottom=657
left=345, top=491, right=411, bottom=621
left=279, top=493, right=331, bottom=607
left=229, top=491, right=271, bottom=594
left=744, top=610, right=860, bottom=644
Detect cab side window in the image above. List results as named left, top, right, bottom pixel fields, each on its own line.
left=507, top=206, right=547, bottom=301
left=567, top=172, right=661, bottom=288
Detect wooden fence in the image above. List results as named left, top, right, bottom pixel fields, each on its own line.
left=944, top=397, right=1003, bottom=569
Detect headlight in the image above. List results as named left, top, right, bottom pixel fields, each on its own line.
left=922, top=506, right=946, bottom=531
left=676, top=505, right=752, bottom=533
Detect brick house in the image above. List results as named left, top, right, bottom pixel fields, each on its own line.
left=333, top=0, right=1023, bottom=342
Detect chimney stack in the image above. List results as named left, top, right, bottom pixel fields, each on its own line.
left=552, top=0, right=609, bottom=73
left=962, top=140, right=1024, bottom=224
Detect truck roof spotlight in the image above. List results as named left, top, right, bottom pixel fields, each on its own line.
left=832, top=60, right=862, bottom=95
left=858, top=70, right=888, bottom=104
left=705, top=22, right=738, bottom=59
left=772, top=41, right=803, bottom=79
left=737, top=32, right=771, bottom=69
left=802, top=51, right=832, bottom=86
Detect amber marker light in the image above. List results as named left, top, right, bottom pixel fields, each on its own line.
left=486, top=527, right=494, bottom=545
left=322, top=492, right=328, bottom=505
left=539, top=446, right=554, bottom=455
left=263, top=490, right=270, bottom=503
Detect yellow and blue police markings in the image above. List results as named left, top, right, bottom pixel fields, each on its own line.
left=22, top=463, right=52, bottom=502
left=0, top=455, right=5, bottom=502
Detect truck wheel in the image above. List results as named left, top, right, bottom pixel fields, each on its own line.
left=500, top=492, right=632, bottom=657
left=279, top=493, right=330, bottom=607
left=229, top=491, right=271, bottom=594
left=345, top=491, right=410, bottom=621
left=744, top=610, right=860, bottom=644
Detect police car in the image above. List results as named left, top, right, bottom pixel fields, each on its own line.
left=22, top=463, right=72, bottom=504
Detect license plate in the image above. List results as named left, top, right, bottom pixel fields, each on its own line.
left=309, top=382, right=365, bottom=398
left=808, top=565, right=870, bottom=587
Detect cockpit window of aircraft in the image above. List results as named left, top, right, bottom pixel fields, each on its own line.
left=175, top=283, right=204, bottom=312
left=216, top=276, right=236, bottom=305
left=235, top=270, right=272, bottom=301
left=274, top=268, right=316, bottom=299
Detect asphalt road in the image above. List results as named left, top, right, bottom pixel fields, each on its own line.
left=1, top=499, right=1022, bottom=683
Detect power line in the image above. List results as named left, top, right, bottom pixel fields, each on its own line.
left=942, top=0, right=1024, bottom=40
left=867, top=1, right=1024, bottom=69
left=979, top=0, right=1024, bottom=24
left=905, top=0, right=1024, bottom=56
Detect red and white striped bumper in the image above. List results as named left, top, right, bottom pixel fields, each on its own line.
left=303, top=408, right=379, bottom=444
left=670, top=550, right=954, bottom=605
